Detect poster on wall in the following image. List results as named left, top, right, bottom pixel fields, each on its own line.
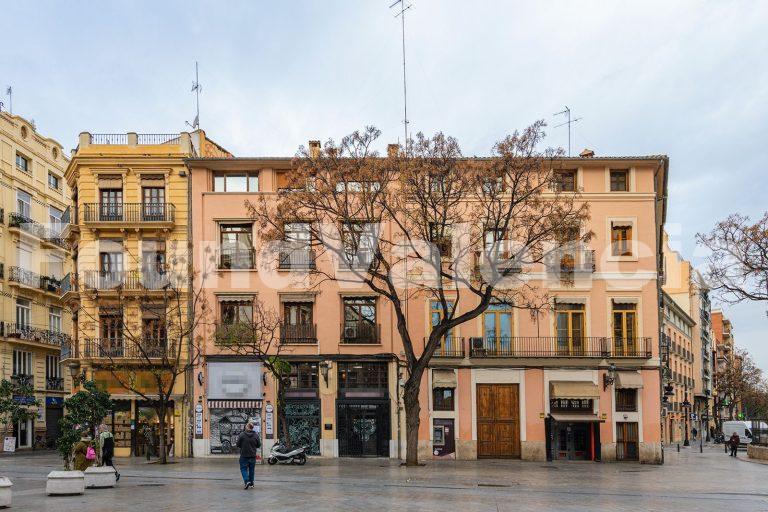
left=209, top=408, right=262, bottom=458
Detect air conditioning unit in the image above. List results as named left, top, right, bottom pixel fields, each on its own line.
left=344, top=326, right=358, bottom=339
left=470, top=337, right=485, bottom=355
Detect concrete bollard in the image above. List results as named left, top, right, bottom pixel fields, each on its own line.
left=0, top=477, right=12, bottom=508
left=46, top=471, right=85, bottom=496
left=84, top=466, right=117, bottom=488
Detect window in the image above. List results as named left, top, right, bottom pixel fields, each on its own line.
left=16, top=190, right=31, bottom=218
left=49, top=307, right=62, bottom=333
left=611, top=222, right=633, bottom=257
left=433, top=388, right=455, bottom=411
left=483, top=303, right=513, bottom=351
left=341, top=222, right=376, bottom=268
left=616, top=389, right=638, bottom=412
left=335, top=181, right=381, bottom=193
left=15, top=154, right=30, bottom=174
left=429, top=223, right=452, bottom=258
left=49, top=206, right=64, bottom=236
left=343, top=297, right=378, bottom=343
left=219, top=223, right=254, bottom=269
left=100, top=309, right=123, bottom=339
left=220, top=300, right=253, bottom=324
left=213, top=172, right=259, bottom=192
left=99, top=189, right=123, bottom=221
left=550, top=398, right=593, bottom=412
left=12, top=350, right=33, bottom=376
left=283, top=302, right=313, bottom=325
left=610, top=170, right=629, bottom=192
left=100, top=250, right=124, bottom=274
left=15, top=299, right=31, bottom=327
left=141, top=239, right=167, bottom=280
left=142, top=186, right=166, bottom=221
left=337, top=362, right=388, bottom=396
left=48, top=173, right=61, bottom=190
left=612, top=301, right=637, bottom=355
left=142, top=307, right=167, bottom=349
left=555, top=302, right=585, bottom=354
left=46, top=355, right=62, bottom=380
left=553, top=170, right=576, bottom=192
left=288, top=362, right=319, bottom=392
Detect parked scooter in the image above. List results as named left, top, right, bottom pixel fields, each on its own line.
left=713, top=432, right=725, bottom=444
left=267, top=440, right=308, bottom=465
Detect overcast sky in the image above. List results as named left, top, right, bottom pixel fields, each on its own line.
left=3, top=1, right=767, bottom=366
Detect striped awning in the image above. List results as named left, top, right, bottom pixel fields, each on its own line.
left=208, top=399, right=263, bottom=409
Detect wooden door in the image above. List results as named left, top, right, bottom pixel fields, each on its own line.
left=477, top=384, right=520, bottom=458
left=616, top=422, right=639, bottom=461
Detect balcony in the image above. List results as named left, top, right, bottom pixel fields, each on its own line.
left=83, top=338, right=173, bottom=359
left=218, top=247, right=256, bottom=270
left=60, top=272, right=79, bottom=299
left=81, top=270, right=175, bottom=291
left=0, top=322, right=71, bottom=347
left=280, top=323, right=317, bottom=344
left=340, top=251, right=374, bottom=271
left=545, top=249, right=596, bottom=276
left=278, top=249, right=316, bottom=270
left=426, top=337, right=466, bottom=358
left=46, top=377, right=64, bottom=391
left=8, top=213, right=68, bottom=249
left=8, top=267, right=62, bottom=294
left=82, top=203, right=175, bottom=224
left=11, top=374, right=34, bottom=388
left=468, top=336, right=652, bottom=358
left=341, top=322, right=380, bottom=344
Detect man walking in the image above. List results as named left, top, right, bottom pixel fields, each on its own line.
left=729, top=432, right=740, bottom=457
left=236, top=423, right=261, bottom=489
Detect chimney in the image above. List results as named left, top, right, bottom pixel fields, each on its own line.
left=579, top=148, right=595, bottom=158
left=309, top=140, right=321, bottom=158
left=387, top=143, right=400, bottom=158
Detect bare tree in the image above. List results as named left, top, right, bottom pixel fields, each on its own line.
left=75, top=259, right=209, bottom=464
left=716, top=348, right=763, bottom=421
left=213, top=297, right=295, bottom=446
left=247, top=121, right=589, bottom=465
left=697, top=213, right=768, bottom=310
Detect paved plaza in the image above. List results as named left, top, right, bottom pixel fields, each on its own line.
left=0, top=444, right=765, bottom=511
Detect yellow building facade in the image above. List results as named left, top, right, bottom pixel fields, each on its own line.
left=0, top=111, right=73, bottom=449
left=61, top=131, right=225, bottom=458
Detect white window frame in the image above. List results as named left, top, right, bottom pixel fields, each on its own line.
left=16, top=189, right=32, bottom=218
left=12, top=349, right=33, bottom=376
left=49, top=307, right=62, bottom=333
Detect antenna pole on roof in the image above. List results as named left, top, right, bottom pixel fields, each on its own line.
left=390, top=0, right=412, bottom=156
left=554, top=106, right=582, bottom=157
left=187, top=62, right=202, bottom=130
left=5, top=86, right=12, bottom=115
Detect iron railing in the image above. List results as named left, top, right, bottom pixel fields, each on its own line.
left=9, top=212, right=44, bottom=237
left=468, top=336, right=652, bottom=358
left=83, top=338, right=173, bottom=359
left=60, top=339, right=72, bottom=359
left=46, top=377, right=64, bottom=391
left=0, top=322, right=71, bottom=346
left=278, top=249, right=316, bottom=270
left=9, top=266, right=62, bottom=293
left=137, top=133, right=180, bottom=145
left=11, top=374, right=34, bottom=388
left=545, top=249, right=596, bottom=274
left=340, top=251, right=374, bottom=270
left=280, top=323, right=318, bottom=344
left=82, top=202, right=175, bottom=223
left=219, top=247, right=256, bottom=270
left=426, top=337, right=466, bottom=358
left=81, top=270, right=174, bottom=291
left=90, top=133, right=128, bottom=144
left=341, top=322, right=380, bottom=344
left=60, top=272, right=77, bottom=296
left=611, top=337, right=653, bottom=357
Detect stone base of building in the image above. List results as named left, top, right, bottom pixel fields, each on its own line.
left=521, top=441, right=547, bottom=461
left=456, top=440, right=477, bottom=460
left=417, top=440, right=432, bottom=461
left=639, top=442, right=663, bottom=464
left=601, top=442, right=617, bottom=462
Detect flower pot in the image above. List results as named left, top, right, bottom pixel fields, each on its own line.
left=46, top=470, right=84, bottom=496
left=84, top=466, right=116, bottom=488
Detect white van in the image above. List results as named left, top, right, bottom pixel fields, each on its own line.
left=722, top=421, right=761, bottom=445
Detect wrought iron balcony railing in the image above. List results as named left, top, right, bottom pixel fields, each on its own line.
left=280, top=323, right=318, bottom=344
left=0, top=322, right=71, bottom=347
left=341, top=322, right=380, bottom=344
left=81, top=270, right=174, bottom=291
left=8, top=213, right=69, bottom=248
left=218, top=247, right=256, bottom=270
left=82, top=202, right=175, bottom=223
left=11, top=374, right=34, bottom=388
left=8, top=267, right=62, bottom=293
left=46, top=377, right=64, bottom=391
left=278, top=249, right=316, bottom=270
left=468, top=336, right=652, bottom=358
left=545, top=249, right=596, bottom=274
left=83, top=338, right=173, bottom=359
left=426, top=337, right=466, bottom=358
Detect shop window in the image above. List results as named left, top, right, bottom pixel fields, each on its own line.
left=287, top=362, right=319, bottom=396
left=610, top=169, right=629, bottom=192
left=616, top=389, right=638, bottom=412
left=433, top=388, right=455, bottom=411
left=337, top=362, right=388, bottom=397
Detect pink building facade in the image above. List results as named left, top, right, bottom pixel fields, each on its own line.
left=188, top=154, right=668, bottom=463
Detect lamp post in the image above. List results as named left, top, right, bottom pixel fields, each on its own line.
left=682, top=396, right=692, bottom=447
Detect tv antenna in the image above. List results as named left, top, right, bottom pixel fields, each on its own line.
left=390, top=0, right=412, bottom=155
left=186, top=62, right=201, bottom=130
left=554, top=106, right=582, bottom=157
left=5, top=86, right=12, bottom=115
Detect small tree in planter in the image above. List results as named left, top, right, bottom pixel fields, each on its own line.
left=56, top=380, right=112, bottom=469
left=0, top=378, right=41, bottom=451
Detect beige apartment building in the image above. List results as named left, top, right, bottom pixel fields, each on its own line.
left=0, top=111, right=73, bottom=449
left=61, top=130, right=229, bottom=458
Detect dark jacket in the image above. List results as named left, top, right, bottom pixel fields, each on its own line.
left=236, top=430, right=261, bottom=458
left=730, top=433, right=741, bottom=446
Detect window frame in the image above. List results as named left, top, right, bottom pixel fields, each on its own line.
left=15, top=153, right=30, bottom=174
left=213, top=172, right=259, bottom=192
left=608, top=218, right=637, bottom=260
left=432, top=387, right=455, bottom=411
left=219, top=300, right=254, bottom=325
left=616, top=388, right=638, bottom=412
left=553, top=170, right=577, bottom=192
left=609, top=169, right=629, bottom=192
left=12, top=349, right=33, bottom=376
left=48, top=172, right=61, bottom=190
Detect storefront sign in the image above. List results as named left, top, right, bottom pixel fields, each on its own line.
left=46, top=397, right=64, bottom=407
left=3, top=437, right=16, bottom=453
left=207, top=362, right=263, bottom=400
left=550, top=398, right=593, bottom=412
left=195, top=412, right=204, bottom=436
left=13, top=396, right=36, bottom=405
left=265, top=411, right=274, bottom=437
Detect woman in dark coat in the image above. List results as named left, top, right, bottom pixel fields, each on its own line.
left=73, top=433, right=94, bottom=471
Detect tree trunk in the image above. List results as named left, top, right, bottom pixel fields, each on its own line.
left=277, top=382, right=291, bottom=448
left=403, top=371, right=424, bottom=466
left=157, top=402, right=167, bottom=464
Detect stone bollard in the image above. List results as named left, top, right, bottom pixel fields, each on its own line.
left=46, top=471, right=85, bottom=496
left=84, top=466, right=117, bottom=488
left=0, top=477, right=12, bottom=508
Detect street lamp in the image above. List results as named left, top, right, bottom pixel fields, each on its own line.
left=682, top=396, right=692, bottom=447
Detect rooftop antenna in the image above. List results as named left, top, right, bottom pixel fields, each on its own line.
left=5, top=86, right=12, bottom=115
left=554, top=106, right=582, bottom=157
left=186, top=62, right=201, bottom=130
left=390, top=0, right=412, bottom=155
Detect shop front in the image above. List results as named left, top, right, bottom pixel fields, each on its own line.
left=44, top=397, right=65, bottom=449
left=547, top=380, right=602, bottom=462
left=336, top=361, right=390, bottom=458
left=282, top=362, right=321, bottom=456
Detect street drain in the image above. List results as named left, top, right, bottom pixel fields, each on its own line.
left=137, top=484, right=165, bottom=487
left=478, top=483, right=510, bottom=488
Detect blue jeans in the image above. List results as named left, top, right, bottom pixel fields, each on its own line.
left=239, top=456, right=256, bottom=484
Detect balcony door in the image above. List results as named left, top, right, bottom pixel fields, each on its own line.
left=555, top=303, right=585, bottom=355
left=100, top=311, right=124, bottom=357
left=141, top=240, right=167, bottom=288
left=282, top=302, right=314, bottom=343
left=100, top=251, right=124, bottom=288
left=282, top=223, right=312, bottom=268
left=612, top=302, right=637, bottom=356
left=343, top=298, right=377, bottom=343
left=16, top=190, right=31, bottom=218
left=100, top=189, right=123, bottom=221
left=220, top=224, right=254, bottom=269
left=142, top=186, right=165, bottom=221
left=483, top=303, right=513, bottom=355
left=430, top=300, right=456, bottom=354
left=15, top=299, right=31, bottom=328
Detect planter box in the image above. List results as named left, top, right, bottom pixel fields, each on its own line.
left=0, top=477, right=12, bottom=508
left=747, top=444, right=768, bottom=461
left=46, top=471, right=84, bottom=496
left=84, top=466, right=116, bottom=488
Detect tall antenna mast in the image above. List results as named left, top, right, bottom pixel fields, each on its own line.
left=5, top=86, right=12, bottom=115
left=554, top=106, right=582, bottom=157
left=390, top=0, right=412, bottom=154
left=187, top=62, right=201, bottom=130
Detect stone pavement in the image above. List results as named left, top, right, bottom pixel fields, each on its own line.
left=0, top=444, right=765, bottom=512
